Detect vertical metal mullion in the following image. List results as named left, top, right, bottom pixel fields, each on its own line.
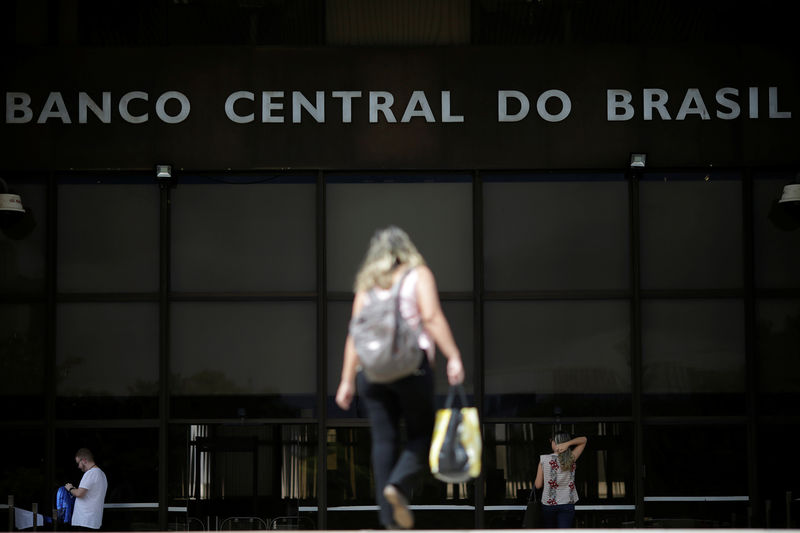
left=316, top=170, right=328, bottom=529
left=158, top=178, right=172, bottom=530
left=44, top=172, right=58, bottom=511
left=742, top=168, right=759, bottom=526
left=472, top=170, right=485, bottom=529
left=627, top=169, right=644, bottom=527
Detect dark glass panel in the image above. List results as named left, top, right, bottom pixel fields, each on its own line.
left=170, top=302, right=316, bottom=419
left=56, top=302, right=159, bottom=419
left=483, top=173, right=629, bottom=291
left=642, top=299, right=745, bottom=416
left=58, top=177, right=159, bottom=292
left=756, top=299, right=800, bottom=415
left=484, top=300, right=631, bottom=417
left=171, top=177, right=316, bottom=292
left=640, top=172, right=742, bottom=290
left=0, top=303, right=45, bottom=419
left=0, top=428, right=46, bottom=509
left=326, top=176, right=473, bottom=292
left=643, top=424, right=747, bottom=497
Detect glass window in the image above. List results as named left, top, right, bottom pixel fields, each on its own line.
left=56, top=303, right=159, bottom=418
left=0, top=428, right=45, bottom=507
left=643, top=424, right=748, bottom=526
left=756, top=299, right=800, bottom=415
left=325, top=174, right=473, bottom=293
left=639, top=172, right=742, bottom=290
left=56, top=427, right=159, bottom=520
left=327, top=300, right=474, bottom=418
left=644, top=424, right=747, bottom=496
left=171, top=175, right=316, bottom=292
left=0, top=304, right=45, bottom=419
left=325, top=426, right=474, bottom=530
left=0, top=178, right=46, bottom=294
left=641, top=299, right=745, bottom=415
left=483, top=422, right=633, bottom=527
left=484, top=300, right=631, bottom=417
left=753, top=172, right=800, bottom=289
left=58, top=176, right=159, bottom=292
left=170, top=302, right=316, bottom=418
left=483, top=173, right=629, bottom=291
left=758, top=424, right=800, bottom=528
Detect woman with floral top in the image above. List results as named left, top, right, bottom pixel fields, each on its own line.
left=534, top=432, right=588, bottom=528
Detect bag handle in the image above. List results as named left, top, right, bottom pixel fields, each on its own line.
left=444, top=383, right=469, bottom=409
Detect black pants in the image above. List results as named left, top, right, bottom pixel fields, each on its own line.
left=357, top=355, right=435, bottom=528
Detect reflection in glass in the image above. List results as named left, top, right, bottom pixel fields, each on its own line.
left=484, top=300, right=630, bottom=416
left=642, top=299, right=745, bottom=415
left=172, top=424, right=316, bottom=526
left=58, top=180, right=159, bottom=292
left=643, top=424, right=746, bottom=497
left=640, top=173, right=742, bottom=290
left=326, top=178, right=473, bottom=292
left=483, top=175, right=629, bottom=291
left=0, top=428, right=45, bottom=506
left=170, top=302, right=316, bottom=418
left=0, top=304, right=45, bottom=419
left=756, top=299, right=800, bottom=415
left=171, top=178, right=316, bottom=292
left=56, top=303, right=159, bottom=418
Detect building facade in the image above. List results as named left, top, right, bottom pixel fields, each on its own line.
left=2, top=1, right=799, bottom=530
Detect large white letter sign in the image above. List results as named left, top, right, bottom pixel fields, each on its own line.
left=6, top=92, right=33, bottom=123
left=607, top=90, right=634, bottom=121
left=225, top=91, right=255, bottom=124
left=498, top=90, right=529, bottom=122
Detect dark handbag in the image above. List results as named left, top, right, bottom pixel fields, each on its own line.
left=522, top=487, right=540, bottom=528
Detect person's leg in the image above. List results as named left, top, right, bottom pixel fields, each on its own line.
left=539, top=505, right=557, bottom=528
left=556, top=504, right=575, bottom=528
left=386, top=356, right=434, bottom=496
left=357, top=372, right=401, bottom=528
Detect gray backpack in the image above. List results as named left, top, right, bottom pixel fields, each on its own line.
left=349, top=268, right=423, bottom=383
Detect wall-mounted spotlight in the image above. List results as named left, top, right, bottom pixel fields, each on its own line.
left=156, top=164, right=172, bottom=179
left=155, top=164, right=177, bottom=189
left=768, top=173, right=800, bottom=231
left=630, top=153, right=647, bottom=168
left=0, top=177, right=36, bottom=240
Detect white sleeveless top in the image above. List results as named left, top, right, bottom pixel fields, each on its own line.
left=540, top=453, right=579, bottom=505
left=369, top=268, right=434, bottom=362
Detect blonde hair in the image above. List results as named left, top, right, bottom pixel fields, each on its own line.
left=553, top=432, right=575, bottom=472
left=354, top=226, right=426, bottom=292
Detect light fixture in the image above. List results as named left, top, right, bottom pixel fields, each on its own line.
left=0, top=177, right=36, bottom=240
left=155, top=164, right=172, bottom=179
left=768, top=173, right=800, bottom=231
left=630, top=153, right=647, bottom=168
left=778, top=183, right=800, bottom=204
left=0, top=178, right=25, bottom=214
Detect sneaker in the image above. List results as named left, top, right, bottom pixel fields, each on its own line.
left=383, top=484, right=414, bottom=529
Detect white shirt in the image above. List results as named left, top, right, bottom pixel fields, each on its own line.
left=71, top=466, right=108, bottom=529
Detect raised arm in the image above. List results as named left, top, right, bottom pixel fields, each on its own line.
left=415, top=266, right=464, bottom=385
left=555, top=436, right=588, bottom=461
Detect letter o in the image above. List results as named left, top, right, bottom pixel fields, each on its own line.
left=155, top=91, right=191, bottom=124
left=536, top=89, right=571, bottom=122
